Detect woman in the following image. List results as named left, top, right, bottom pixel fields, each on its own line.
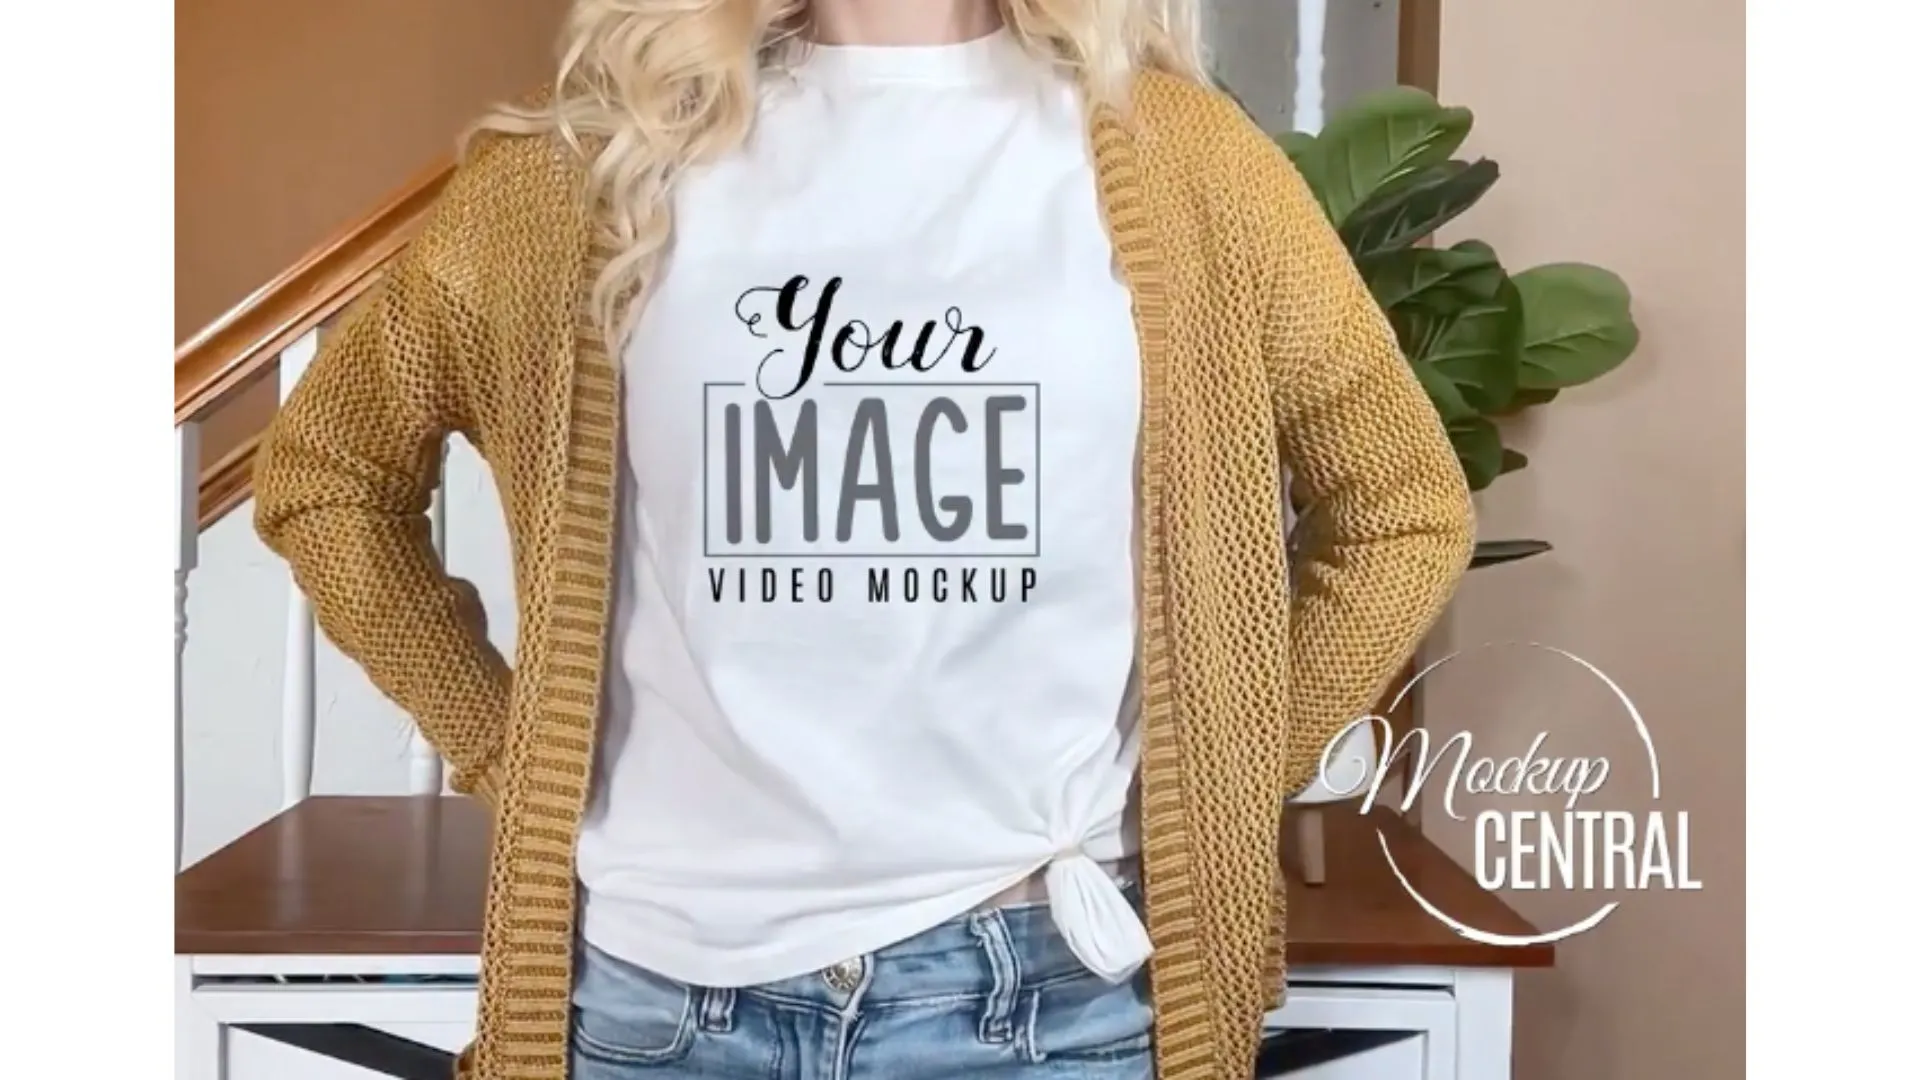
left=252, top=0, right=1474, bottom=1077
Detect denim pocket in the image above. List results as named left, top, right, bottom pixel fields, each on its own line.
left=570, top=944, right=697, bottom=1066
left=1025, top=970, right=1154, bottom=1063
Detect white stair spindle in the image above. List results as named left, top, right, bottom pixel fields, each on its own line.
left=281, top=597, right=317, bottom=809
left=174, top=421, right=201, bottom=871
left=1280, top=0, right=1330, bottom=549
left=278, top=331, right=321, bottom=809
left=1293, top=0, right=1329, bottom=135
left=413, top=449, right=450, bottom=795
left=1284, top=0, right=1352, bottom=844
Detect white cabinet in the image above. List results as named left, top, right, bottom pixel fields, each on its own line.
left=1285, top=1035, right=1430, bottom=1079
left=1262, top=968, right=1513, bottom=1080
left=185, top=961, right=1512, bottom=1080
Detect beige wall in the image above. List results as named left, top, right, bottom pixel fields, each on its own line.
left=1424, top=0, right=1743, bottom=1077
left=178, top=0, right=568, bottom=477
left=177, top=0, right=569, bottom=341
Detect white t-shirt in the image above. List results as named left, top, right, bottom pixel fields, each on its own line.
left=576, top=27, right=1149, bottom=988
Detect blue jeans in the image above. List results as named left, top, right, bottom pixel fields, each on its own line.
left=569, top=895, right=1155, bottom=1079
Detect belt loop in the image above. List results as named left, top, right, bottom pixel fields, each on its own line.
left=699, top=986, right=736, bottom=1033
left=967, top=909, right=1020, bottom=1045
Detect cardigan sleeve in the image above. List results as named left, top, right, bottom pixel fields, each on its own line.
left=1261, top=156, right=1478, bottom=798
left=251, top=165, right=510, bottom=810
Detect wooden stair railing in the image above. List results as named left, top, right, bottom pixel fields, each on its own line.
left=175, top=155, right=456, bottom=528
left=174, top=155, right=458, bottom=872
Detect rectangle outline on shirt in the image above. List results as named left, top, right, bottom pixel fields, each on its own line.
left=700, top=380, right=1043, bottom=559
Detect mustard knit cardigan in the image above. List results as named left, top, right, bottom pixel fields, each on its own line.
left=253, top=71, right=1475, bottom=1080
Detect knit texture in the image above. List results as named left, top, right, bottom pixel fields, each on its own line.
left=253, top=71, right=1473, bottom=1080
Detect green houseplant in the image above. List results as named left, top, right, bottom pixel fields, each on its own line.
left=1270, top=87, right=1640, bottom=569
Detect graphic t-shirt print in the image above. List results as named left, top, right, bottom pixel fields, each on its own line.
left=703, top=273, right=1040, bottom=606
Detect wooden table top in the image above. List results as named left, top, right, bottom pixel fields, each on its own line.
left=176, top=796, right=1551, bottom=968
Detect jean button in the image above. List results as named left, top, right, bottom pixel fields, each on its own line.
left=822, top=958, right=864, bottom=993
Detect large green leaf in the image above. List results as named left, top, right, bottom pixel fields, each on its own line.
left=1413, top=359, right=1476, bottom=424
left=1415, top=274, right=1523, bottom=415
left=1314, top=86, right=1474, bottom=227
left=1276, top=129, right=1319, bottom=163
left=1341, top=159, right=1500, bottom=259
left=1496, top=386, right=1561, bottom=414
left=1512, top=263, right=1640, bottom=389
left=1446, top=416, right=1506, bottom=491
left=1364, top=241, right=1504, bottom=316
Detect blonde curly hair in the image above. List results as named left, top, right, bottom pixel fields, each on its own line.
left=473, top=0, right=1206, bottom=345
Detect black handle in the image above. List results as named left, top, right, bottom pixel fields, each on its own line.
left=235, top=1024, right=457, bottom=1080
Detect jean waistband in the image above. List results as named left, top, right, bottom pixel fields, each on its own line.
left=730, top=879, right=1145, bottom=1012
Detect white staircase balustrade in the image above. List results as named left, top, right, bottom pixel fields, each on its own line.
left=276, top=331, right=319, bottom=811
left=174, top=321, right=458, bottom=867
left=175, top=420, right=200, bottom=873
left=418, top=443, right=451, bottom=794
left=270, top=326, right=451, bottom=808
left=1280, top=0, right=1378, bottom=812
left=1293, top=0, right=1329, bottom=136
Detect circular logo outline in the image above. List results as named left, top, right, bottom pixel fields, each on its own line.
left=1354, top=641, right=1659, bottom=947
